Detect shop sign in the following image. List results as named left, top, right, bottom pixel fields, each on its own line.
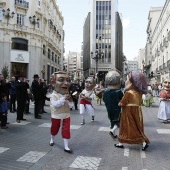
left=10, top=50, right=29, bottom=63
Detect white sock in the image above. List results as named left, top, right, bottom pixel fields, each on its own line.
left=143, top=141, right=146, bottom=147
left=81, top=114, right=85, bottom=121
left=50, top=135, right=55, bottom=144
left=111, top=125, right=118, bottom=135
left=117, top=142, right=123, bottom=146
left=64, top=138, right=70, bottom=150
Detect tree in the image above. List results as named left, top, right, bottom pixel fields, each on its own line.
left=1, top=64, right=9, bottom=79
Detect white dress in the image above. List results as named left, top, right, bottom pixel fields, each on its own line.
left=157, top=99, right=170, bottom=120
left=80, top=89, right=94, bottom=116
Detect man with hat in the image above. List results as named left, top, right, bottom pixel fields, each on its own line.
left=31, top=74, right=44, bottom=119
left=15, top=74, right=28, bottom=123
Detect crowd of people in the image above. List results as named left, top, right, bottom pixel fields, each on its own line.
left=0, top=70, right=170, bottom=154
left=0, top=73, right=50, bottom=128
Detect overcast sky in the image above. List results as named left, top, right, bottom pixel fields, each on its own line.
left=57, top=0, right=165, bottom=60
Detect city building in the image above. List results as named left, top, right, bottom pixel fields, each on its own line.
left=83, top=0, right=123, bottom=82
left=0, top=0, right=64, bottom=82
left=65, top=51, right=82, bottom=81
left=127, top=60, right=138, bottom=72
left=145, top=0, right=170, bottom=83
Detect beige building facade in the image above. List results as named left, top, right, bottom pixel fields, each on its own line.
left=145, top=1, right=170, bottom=83
left=0, top=0, right=64, bottom=82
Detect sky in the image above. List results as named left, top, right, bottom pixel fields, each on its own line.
left=57, top=0, right=165, bottom=60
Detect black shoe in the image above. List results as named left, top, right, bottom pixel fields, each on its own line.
left=21, top=118, right=26, bottom=121
left=49, top=142, right=54, bottom=146
left=17, top=119, right=20, bottom=123
left=109, top=131, right=117, bottom=139
left=14, top=109, right=17, bottom=112
left=114, top=144, right=124, bottom=148
left=70, top=108, right=72, bottom=111
left=35, top=116, right=41, bottom=119
left=64, top=149, right=73, bottom=154
left=42, top=111, right=47, bottom=113
left=142, top=144, right=149, bottom=151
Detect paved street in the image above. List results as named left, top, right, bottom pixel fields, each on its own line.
left=0, top=97, right=170, bottom=170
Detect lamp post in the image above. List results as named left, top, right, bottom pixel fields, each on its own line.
left=29, top=15, right=39, bottom=29
left=2, top=8, right=15, bottom=26
left=91, top=50, right=104, bottom=83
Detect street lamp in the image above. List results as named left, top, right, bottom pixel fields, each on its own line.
left=2, top=8, right=15, bottom=26
left=29, top=15, right=39, bottom=29
left=91, top=50, right=104, bottom=83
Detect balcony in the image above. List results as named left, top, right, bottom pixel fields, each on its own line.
left=15, top=0, right=29, bottom=9
left=14, top=24, right=27, bottom=31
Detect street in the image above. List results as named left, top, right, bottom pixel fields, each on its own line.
left=0, top=97, right=170, bottom=170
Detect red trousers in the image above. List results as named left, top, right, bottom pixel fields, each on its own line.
left=50, top=117, right=70, bottom=139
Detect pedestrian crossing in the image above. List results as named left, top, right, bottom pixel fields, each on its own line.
left=1, top=122, right=170, bottom=170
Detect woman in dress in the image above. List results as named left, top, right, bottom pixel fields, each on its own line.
left=115, top=71, right=150, bottom=151
left=157, top=78, right=170, bottom=123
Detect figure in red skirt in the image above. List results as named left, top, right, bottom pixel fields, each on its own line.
left=49, top=71, right=74, bottom=154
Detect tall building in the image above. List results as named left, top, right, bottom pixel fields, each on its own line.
left=0, top=0, right=64, bottom=82
left=83, top=0, right=123, bottom=82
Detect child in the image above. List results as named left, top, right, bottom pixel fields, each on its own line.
left=115, top=71, right=150, bottom=151
left=79, top=77, right=95, bottom=125
left=157, top=78, right=170, bottom=123
left=0, top=94, right=8, bottom=129
left=49, top=71, right=74, bottom=154
left=103, top=70, right=123, bottom=139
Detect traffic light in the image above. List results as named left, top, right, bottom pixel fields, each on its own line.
left=150, top=71, right=153, bottom=78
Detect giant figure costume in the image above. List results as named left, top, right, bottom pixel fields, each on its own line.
left=49, top=71, right=74, bottom=154
left=103, top=70, right=123, bottom=139
left=157, top=78, right=170, bottom=123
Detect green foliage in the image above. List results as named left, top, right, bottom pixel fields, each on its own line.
left=1, top=65, right=9, bottom=79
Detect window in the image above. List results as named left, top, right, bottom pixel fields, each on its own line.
left=11, top=38, right=28, bottom=51
left=43, top=45, right=46, bottom=55
left=48, top=49, right=51, bottom=59
left=38, top=0, right=41, bottom=8
left=0, top=9, right=2, bottom=21
left=17, top=13, right=24, bottom=25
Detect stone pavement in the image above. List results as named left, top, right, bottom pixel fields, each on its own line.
left=0, top=97, right=170, bottom=170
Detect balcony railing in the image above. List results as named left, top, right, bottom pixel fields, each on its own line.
left=15, top=0, right=29, bottom=9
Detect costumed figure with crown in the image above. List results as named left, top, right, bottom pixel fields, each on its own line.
left=103, top=70, right=123, bottom=139
left=157, top=78, right=170, bottom=123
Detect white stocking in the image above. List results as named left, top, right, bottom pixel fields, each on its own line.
left=50, top=135, right=55, bottom=144
left=111, top=125, right=118, bottom=135
left=64, top=138, right=70, bottom=150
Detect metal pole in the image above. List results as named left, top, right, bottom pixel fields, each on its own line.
left=96, top=58, right=98, bottom=83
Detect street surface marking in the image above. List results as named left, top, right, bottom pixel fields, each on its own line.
left=157, top=129, right=170, bottom=134
left=124, top=148, right=129, bottom=156
left=122, top=167, right=128, bottom=170
left=39, top=123, right=51, bottom=127
left=70, top=125, right=81, bottom=129
left=0, top=147, right=9, bottom=154
left=98, top=127, right=110, bottom=131
left=12, top=121, right=31, bottom=125
left=141, top=151, right=146, bottom=158
left=38, top=123, right=81, bottom=129
left=70, top=156, right=101, bottom=170
left=17, top=151, right=46, bottom=163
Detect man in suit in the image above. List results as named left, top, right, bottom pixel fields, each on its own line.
left=15, top=75, right=27, bottom=123
left=69, top=79, right=81, bottom=110
left=31, top=74, right=43, bottom=119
